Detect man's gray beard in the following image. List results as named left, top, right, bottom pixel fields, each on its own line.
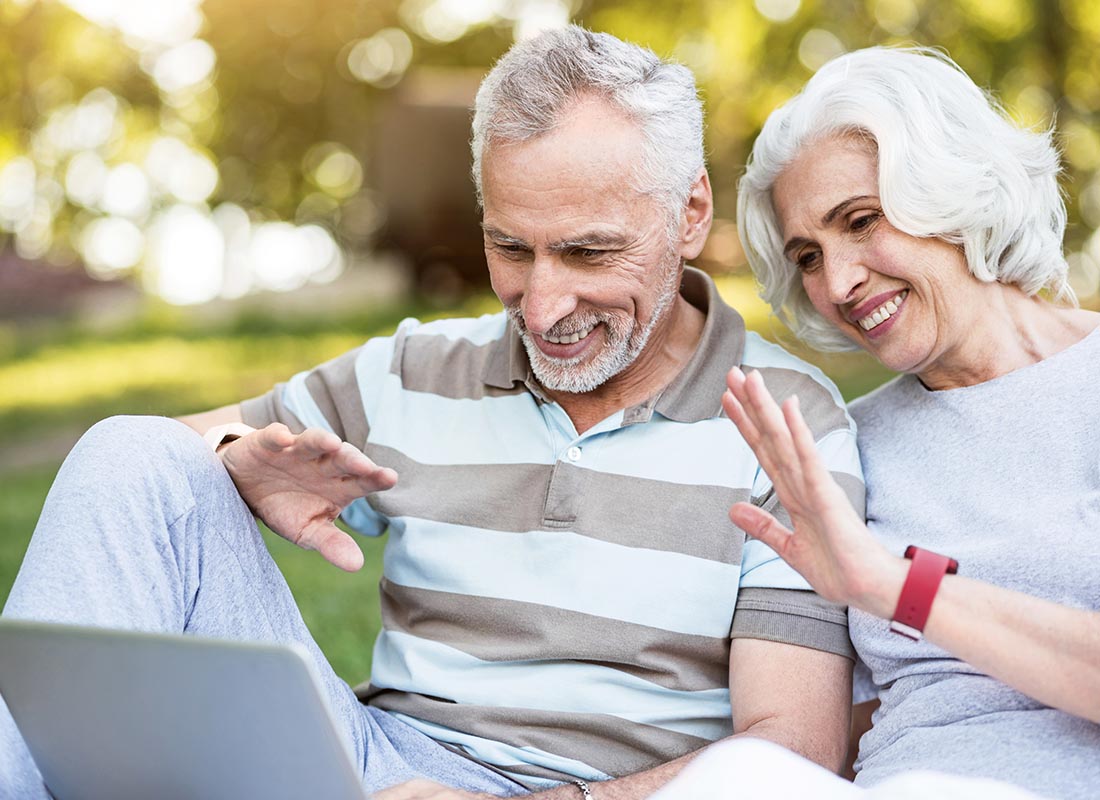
left=507, top=261, right=681, bottom=395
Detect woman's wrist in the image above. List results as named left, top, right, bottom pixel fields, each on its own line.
left=851, top=553, right=910, bottom=620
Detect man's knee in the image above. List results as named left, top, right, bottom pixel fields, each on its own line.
left=58, top=415, right=237, bottom=518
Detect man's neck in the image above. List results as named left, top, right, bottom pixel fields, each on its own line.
left=545, top=295, right=707, bottom=434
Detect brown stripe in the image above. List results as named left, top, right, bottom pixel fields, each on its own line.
left=240, top=385, right=305, bottom=431
left=656, top=268, right=747, bottom=423
left=378, top=579, right=730, bottom=691
left=742, top=364, right=851, bottom=440
left=364, top=444, right=748, bottom=563
left=361, top=690, right=714, bottom=781
left=239, top=347, right=370, bottom=447
left=301, top=347, right=371, bottom=447
left=731, top=587, right=854, bottom=660
left=392, top=329, right=527, bottom=400
left=755, top=470, right=865, bottom=531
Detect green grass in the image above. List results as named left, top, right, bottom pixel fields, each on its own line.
left=0, top=278, right=895, bottom=684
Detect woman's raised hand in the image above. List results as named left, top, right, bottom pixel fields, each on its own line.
left=722, top=367, right=893, bottom=608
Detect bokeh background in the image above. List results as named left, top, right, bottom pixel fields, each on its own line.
left=2, top=0, right=1098, bottom=681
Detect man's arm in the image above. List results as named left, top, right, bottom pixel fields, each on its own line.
left=177, top=402, right=244, bottom=435
left=374, top=638, right=852, bottom=800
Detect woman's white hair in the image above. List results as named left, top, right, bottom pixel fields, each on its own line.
left=472, top=26, right=704, bottom=227
left=738, top=46, right=1072, bottom=352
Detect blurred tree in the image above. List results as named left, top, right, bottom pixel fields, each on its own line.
left=0, top=0, right=1097, bottom=307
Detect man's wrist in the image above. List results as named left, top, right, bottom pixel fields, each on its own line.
left=572, top=779, right=594, bottom=799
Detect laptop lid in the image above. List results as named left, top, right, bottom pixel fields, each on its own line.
left=0, top=620, right=369, bottom=800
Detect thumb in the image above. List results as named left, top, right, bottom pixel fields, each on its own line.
left=729, top=502, right=792, bottom=554
left=304, top=522, right=365, bottom=572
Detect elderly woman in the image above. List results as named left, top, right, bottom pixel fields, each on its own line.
left=720, top=47, right=1100, bottom=798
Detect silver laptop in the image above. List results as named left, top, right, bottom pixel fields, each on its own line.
left=0, top=619, right=370, bottom=800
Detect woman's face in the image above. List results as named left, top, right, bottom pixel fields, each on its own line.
left=772, top=135, right=990, bottom=382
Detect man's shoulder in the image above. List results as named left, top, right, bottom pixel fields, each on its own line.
left=387, top=310, right=519, bottom=400
left=740, top=332, right=851, bottom=438
left=396, top=311, right=510, bottom=346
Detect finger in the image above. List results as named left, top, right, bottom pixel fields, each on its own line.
left=301, top=522, right=365, bottom=572
left=721, top=389, right=761, bottom=448
left=782, top=396, right=857, bottom=512
left=783, top=396, right=832, bottom=485
left=742, top=370, right=803, bottom=484
left=728, top=502, right=793, bottom=555
left=293, top=427, right=344, bottom=458
left=256, top=423, right=295, bottom=451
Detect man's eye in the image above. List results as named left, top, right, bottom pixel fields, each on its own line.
left=573, top=248, right=604, bottom=259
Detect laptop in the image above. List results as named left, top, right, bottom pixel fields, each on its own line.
left=0, top=619, right=370, bottom=800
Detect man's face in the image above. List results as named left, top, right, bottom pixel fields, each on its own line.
left=480, top=97, right=684, bottom=395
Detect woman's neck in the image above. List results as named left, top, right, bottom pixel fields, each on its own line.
left=918, top=288, right=1100, bottom=391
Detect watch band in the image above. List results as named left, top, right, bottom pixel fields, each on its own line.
left=202, top=422, right=257, bottom=453
left=889, top=545, right=959, bottom=640
left=573, top=779, right=594, bottom=799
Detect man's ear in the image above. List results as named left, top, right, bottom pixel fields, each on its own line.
left=678, top=168, right=714, bottom=261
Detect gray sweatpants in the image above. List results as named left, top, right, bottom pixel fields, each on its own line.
left=0, top=416, right=524, bottom=799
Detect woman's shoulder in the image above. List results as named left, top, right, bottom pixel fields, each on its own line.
left=848, top=374, right=919, bottom=426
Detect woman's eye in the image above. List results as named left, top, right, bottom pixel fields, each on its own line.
left=796, top=251, right=822, bottom=273
left=850, top=213, right=879, bottom=233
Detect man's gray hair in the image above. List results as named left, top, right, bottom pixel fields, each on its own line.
left=738, top=46, right=1072, bottom=352
left=472, top=26, right=705, bottom=221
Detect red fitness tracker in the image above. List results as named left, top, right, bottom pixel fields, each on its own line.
left=889, top=545, right=959, bottom=641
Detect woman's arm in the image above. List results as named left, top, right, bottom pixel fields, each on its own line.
left=722, top=366, right=1100, bottom=724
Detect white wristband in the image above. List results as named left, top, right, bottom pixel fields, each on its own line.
left=202, top=422, right=256, bottom=453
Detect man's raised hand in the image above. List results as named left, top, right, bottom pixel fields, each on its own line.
left=218, top=424, right=397, bottom=571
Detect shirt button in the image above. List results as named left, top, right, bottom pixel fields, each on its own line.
left=566, top=446, right=582, bottom=462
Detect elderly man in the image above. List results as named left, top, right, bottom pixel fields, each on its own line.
left=1, top=27, right=863, bottom=800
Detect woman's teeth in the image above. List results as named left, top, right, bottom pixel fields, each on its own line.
left=541, top=324, right=595, bottom=345
left=859, top=291, right=907, bottom=331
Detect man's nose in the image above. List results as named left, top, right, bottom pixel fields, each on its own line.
left=521, top=258, right=578, bottom=334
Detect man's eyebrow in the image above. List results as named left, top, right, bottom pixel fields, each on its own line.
left=782, top=195, right=878, bottom=258
left=549, top=232, right=626, bottom=253
left=481, top=225, right=528, bottom=247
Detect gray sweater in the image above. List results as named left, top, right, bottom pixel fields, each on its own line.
left=848, top=325, right=1100, bottom=799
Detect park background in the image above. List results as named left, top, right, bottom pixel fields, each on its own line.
left=2, top=0, right=1099, bottom=682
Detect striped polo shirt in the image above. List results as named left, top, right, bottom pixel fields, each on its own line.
left=241, top=268, right=865, bottom=789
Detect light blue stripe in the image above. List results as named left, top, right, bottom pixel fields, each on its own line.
left=411, top=312, right=509, bottom=346
left=739, top=539, right=812, bottom=590
left=579, top=417, right=758, bottom=488
left=750, top=428, right=862, bottom=500
left=372, top=630, right=732, bottom=739
left=389, top=712, right=612, bottom=787
left=368, top=384, right=555, bottom=465
left=741, top=429, right=862, bottom=589
left=282, top=371, right=335, bottom=433
left=382, top=522, right=741, bottom=638
left=353, top=322, right=555, bottom=466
